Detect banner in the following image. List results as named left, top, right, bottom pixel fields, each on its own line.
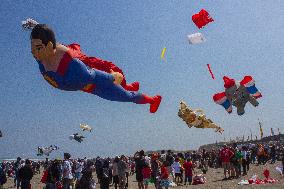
left=259, top=121, right=263, bottom=139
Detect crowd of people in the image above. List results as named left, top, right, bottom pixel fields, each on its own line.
left=0, top=141, right=284, bottom=189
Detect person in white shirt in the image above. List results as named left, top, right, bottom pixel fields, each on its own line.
left=171, top=158, right=182, bottom=185
left=75, top=159, right=84, bottom=181
left=63, top=153, right=74, bottom=189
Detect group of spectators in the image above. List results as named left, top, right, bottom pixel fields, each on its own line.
left=1, top=140, right=284, bottom=189
left=218, top=141, right=284, bottom=180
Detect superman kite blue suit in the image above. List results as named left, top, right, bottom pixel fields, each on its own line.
left=37, top=44, right=162, bottom=113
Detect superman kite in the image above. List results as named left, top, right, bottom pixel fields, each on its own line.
left=25, top=20, right=161, bottom=113
left=192, top=9, right=214, bottom=29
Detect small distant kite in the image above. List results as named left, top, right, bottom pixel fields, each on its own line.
left=161, top=47, right=166, bottom=61
left=187, top=33, right=206, bottom=44
left=178, top=101, right=224, bottom=134
left=37, top=145, right=59, bottom=156
left=192, top=9, right=214, bottom=29
left=69, top=133, right=85, bottom=143
left=213, top=76, right=262, bottom=115
left=80, top=124, right=92, bottom=132
left=0, top=130, right=2, bottom=137
left=207, top=64, right=215, bottom=79
left=22, top=18, right=39, bottom=30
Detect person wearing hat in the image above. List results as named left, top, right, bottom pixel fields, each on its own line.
left=63, top=153, right=74, bottom=189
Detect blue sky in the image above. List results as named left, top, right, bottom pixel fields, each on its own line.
left=1, top=1, right=284, bottom=159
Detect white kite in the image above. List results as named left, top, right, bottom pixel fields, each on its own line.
left=80, top=124, right=92, bottom=132
left=37, top=145, right=59, bottom=156
left=187, top=33, right=206, bottom=44
left=22, top=18, right=39, bottom=30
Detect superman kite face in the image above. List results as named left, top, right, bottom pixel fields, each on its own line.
left=31, top=39, right=50, bottom=61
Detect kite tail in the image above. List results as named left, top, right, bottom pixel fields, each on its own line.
left=240, top=76, right=262, bottom=99
left=213, top=92, right=232, bottom=113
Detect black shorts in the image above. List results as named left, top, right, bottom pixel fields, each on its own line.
left=113, top=175, right=119, bottom=184
left=175, top=173, right=182, bottom=177
left=136, top=173, right=143, bottom=182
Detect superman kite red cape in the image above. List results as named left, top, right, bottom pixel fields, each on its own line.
left=67, top=43, right=139, bottom=92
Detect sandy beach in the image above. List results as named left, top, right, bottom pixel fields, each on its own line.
left=2, top=161, right=284, bottom=189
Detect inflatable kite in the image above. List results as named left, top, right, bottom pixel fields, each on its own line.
left=22, top=18, right=162, bottom=113
left=192, top=9, right=214, bottom=29
left=37, top=145, right=59, bottom=156
left=161, top=47, right=166, bottom=60
left=178, top=101, right=224, bottom=134
left=80, top=124, right=92, bottom=132
left=187, top=33, right=206, bottom=44
left=213, top=76, right=262, bottom=115
left=69, top=133, right=85, bottom=143
left=22, top=18, right=38, bottom=30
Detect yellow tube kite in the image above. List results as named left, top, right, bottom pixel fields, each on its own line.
left=161, top=47, right=166, bottom=60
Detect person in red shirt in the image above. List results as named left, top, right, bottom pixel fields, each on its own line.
left=142, top=163, right=151, bottom=189
left=183, top=158, right=194, bottom=185
left=220, top=145, right=234, bottom=180
left=160, top=161, right=170, bottom=189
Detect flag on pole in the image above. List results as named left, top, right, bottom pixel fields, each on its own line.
left=271, top=128, right=275, bottom=136
left=247, top=135, right=250, bottom=141
left=259, top=119, right=263, bottom=139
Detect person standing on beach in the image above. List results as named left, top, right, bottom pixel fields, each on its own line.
left=220, top=145, right=234, bottom=180
left=14, top=157, right=22, bottom=189
left=171, top=158, right=182, bottom=185
left=63, top=153, right=74, bottom=189
left=134, top=151, right=147, bottom=189
left=0, top=163, right=7, bottom=189
left=112, top=156, right=119, bottom=189
left=18, top=159, right=33, bottom=189
left=183, top=158, right=194, bottom=185
left=100, top=160, right=111, bottom=189
left=117, top=155, right=127, bottom=189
